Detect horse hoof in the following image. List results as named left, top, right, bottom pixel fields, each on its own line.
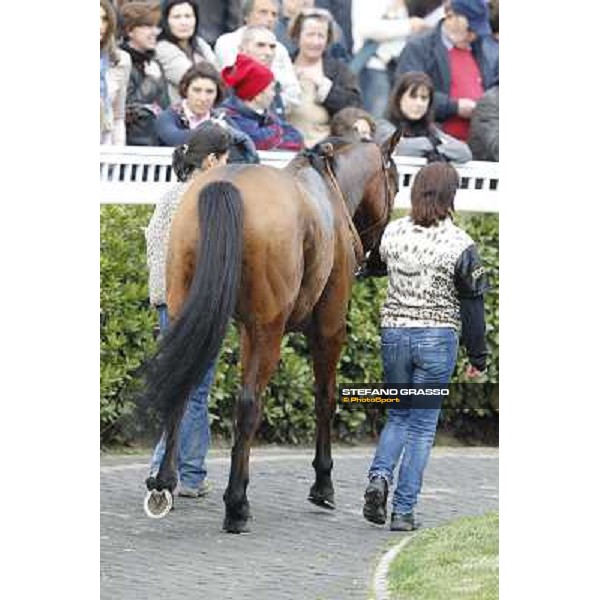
left=145, top=475, right=176, bottom=493
left=307, top=489, right=336, bottom=510
left=143, top=489, right=173, bottom=519
left=222, top=515, right=251, bottom=534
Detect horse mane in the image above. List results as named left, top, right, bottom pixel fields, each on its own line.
left=289, top=136, right=375, bottom=178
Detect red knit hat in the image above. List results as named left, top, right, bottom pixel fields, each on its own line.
left=221, top=54, right=275, bottom=101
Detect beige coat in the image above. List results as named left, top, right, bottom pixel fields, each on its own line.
left=287, top=78, right=331, bottom=148
left=101, top=49, right=131, bottom=146
left=155, top=38, right=217, bottom=104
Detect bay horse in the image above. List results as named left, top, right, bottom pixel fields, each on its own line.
left=143, top=131, right=402, bottom=533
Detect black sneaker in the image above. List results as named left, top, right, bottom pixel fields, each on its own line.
left=390, top=511, right=416, bottom=531
left=363, top=477, right=388, bottom=525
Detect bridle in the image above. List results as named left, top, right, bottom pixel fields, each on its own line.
left=354, top=151, right=397, bottom=242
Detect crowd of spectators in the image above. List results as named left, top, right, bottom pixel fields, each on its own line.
left=101, top=0, right=499, bottom=162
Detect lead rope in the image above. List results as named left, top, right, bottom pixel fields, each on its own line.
left=321, top=148, right=366, bottom=270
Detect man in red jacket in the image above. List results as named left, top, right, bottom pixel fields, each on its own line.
left=395, top=0, right=497, bottom=141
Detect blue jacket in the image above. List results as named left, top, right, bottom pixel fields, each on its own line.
left=154, top=104, right=259, bottom=164
left=219, top=95, right=304, bottom=151
left=395, top=22, right=498, bottom=122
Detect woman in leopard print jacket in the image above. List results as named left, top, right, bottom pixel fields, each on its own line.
left=362, top=162, right=489, bottom=532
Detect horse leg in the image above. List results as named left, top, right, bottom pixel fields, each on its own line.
left=307, top=321, right=346, bottom=509
left=149, top=405, right=185, bottom=493
left=223, top=319, right=285, bottom=533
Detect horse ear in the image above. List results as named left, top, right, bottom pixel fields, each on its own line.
left=380, top=128, right=403, bottom=160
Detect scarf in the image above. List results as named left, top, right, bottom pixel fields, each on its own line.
left=121, top=42, right=156, bottom=72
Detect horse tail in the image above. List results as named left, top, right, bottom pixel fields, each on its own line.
left=144, top=180, right=243, bottom=421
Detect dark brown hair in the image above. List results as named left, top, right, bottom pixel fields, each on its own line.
left=120, top=1, right=160, bottom=34
left=100, top=0, right=119, bottom=64
left=172, top=120, right=233, bottom=181
left=289, top=8, right=334, bottom=46
left=159, top=0, right=209, bottom=59
left=330, top=107, right=376, bottom=140
left=178, top=62, right=225, bottom=103
left=386, top=71, right=435, bottom=134
left=410, top=162, right=459, bottom=227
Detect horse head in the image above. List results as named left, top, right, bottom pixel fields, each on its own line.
left=330, top=131, right=401, bottom=256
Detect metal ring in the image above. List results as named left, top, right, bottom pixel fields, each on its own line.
left=143, top=489, right=173, bottom=519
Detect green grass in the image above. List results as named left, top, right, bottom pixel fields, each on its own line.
left=387, top=512, right=498, bottom=600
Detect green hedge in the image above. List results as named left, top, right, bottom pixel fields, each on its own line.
left=100, top=206, right=498, bottom=447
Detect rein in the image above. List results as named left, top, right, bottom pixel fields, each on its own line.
left=355, top=152, right=395, bottom=241
left=321, top=152, right=366, bottom=267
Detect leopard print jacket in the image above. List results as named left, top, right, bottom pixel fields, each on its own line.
left=145, top=181, right=191, bottom=307
left=379, top=216, right=476, bottom=330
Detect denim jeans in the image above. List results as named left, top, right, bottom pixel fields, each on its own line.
left=149, top=305, right=216, bottom=489
left=368, top=327, right=458, bottom=515
left=359, top=68, right=391, bottom=120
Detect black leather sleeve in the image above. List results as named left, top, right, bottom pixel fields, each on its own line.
left=454, top=244, right=489, bottom=298
left=459, top=297, right=487, bottom=371
left=455, top=245, right=489, bottom=370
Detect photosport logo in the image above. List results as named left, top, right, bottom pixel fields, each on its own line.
left=338, top=383, right=499, bottom=410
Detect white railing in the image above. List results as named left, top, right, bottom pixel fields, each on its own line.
left=100, top=145, right=499, bottom=213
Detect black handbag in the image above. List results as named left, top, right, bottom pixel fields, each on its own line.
left=125, top=104, right=159, bottom=146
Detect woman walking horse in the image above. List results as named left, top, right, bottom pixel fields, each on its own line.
left=143, top=131, right=402, bottom=533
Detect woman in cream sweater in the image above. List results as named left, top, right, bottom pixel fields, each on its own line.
left=155, top=0, right=217, bottom=103
left=100, top=0, right=131, bottom=145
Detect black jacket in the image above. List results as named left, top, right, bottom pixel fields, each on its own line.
left=121, top=44, right=169, bottom=109
left=195, top=0, right=243, bottom=47
left=121, top=43, right=170, bottom=146
left=395, top=22, right=497, bottom=122
left=321, top=56, right=363, bottom=115
left=468, top=85, right=499, bottom=162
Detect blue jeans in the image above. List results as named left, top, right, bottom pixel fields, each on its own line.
left=368, top=327, right=458, bottom=515
left=359, top=68, right=391, bottom=119
left=149, top=305, right=216, bottom=489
